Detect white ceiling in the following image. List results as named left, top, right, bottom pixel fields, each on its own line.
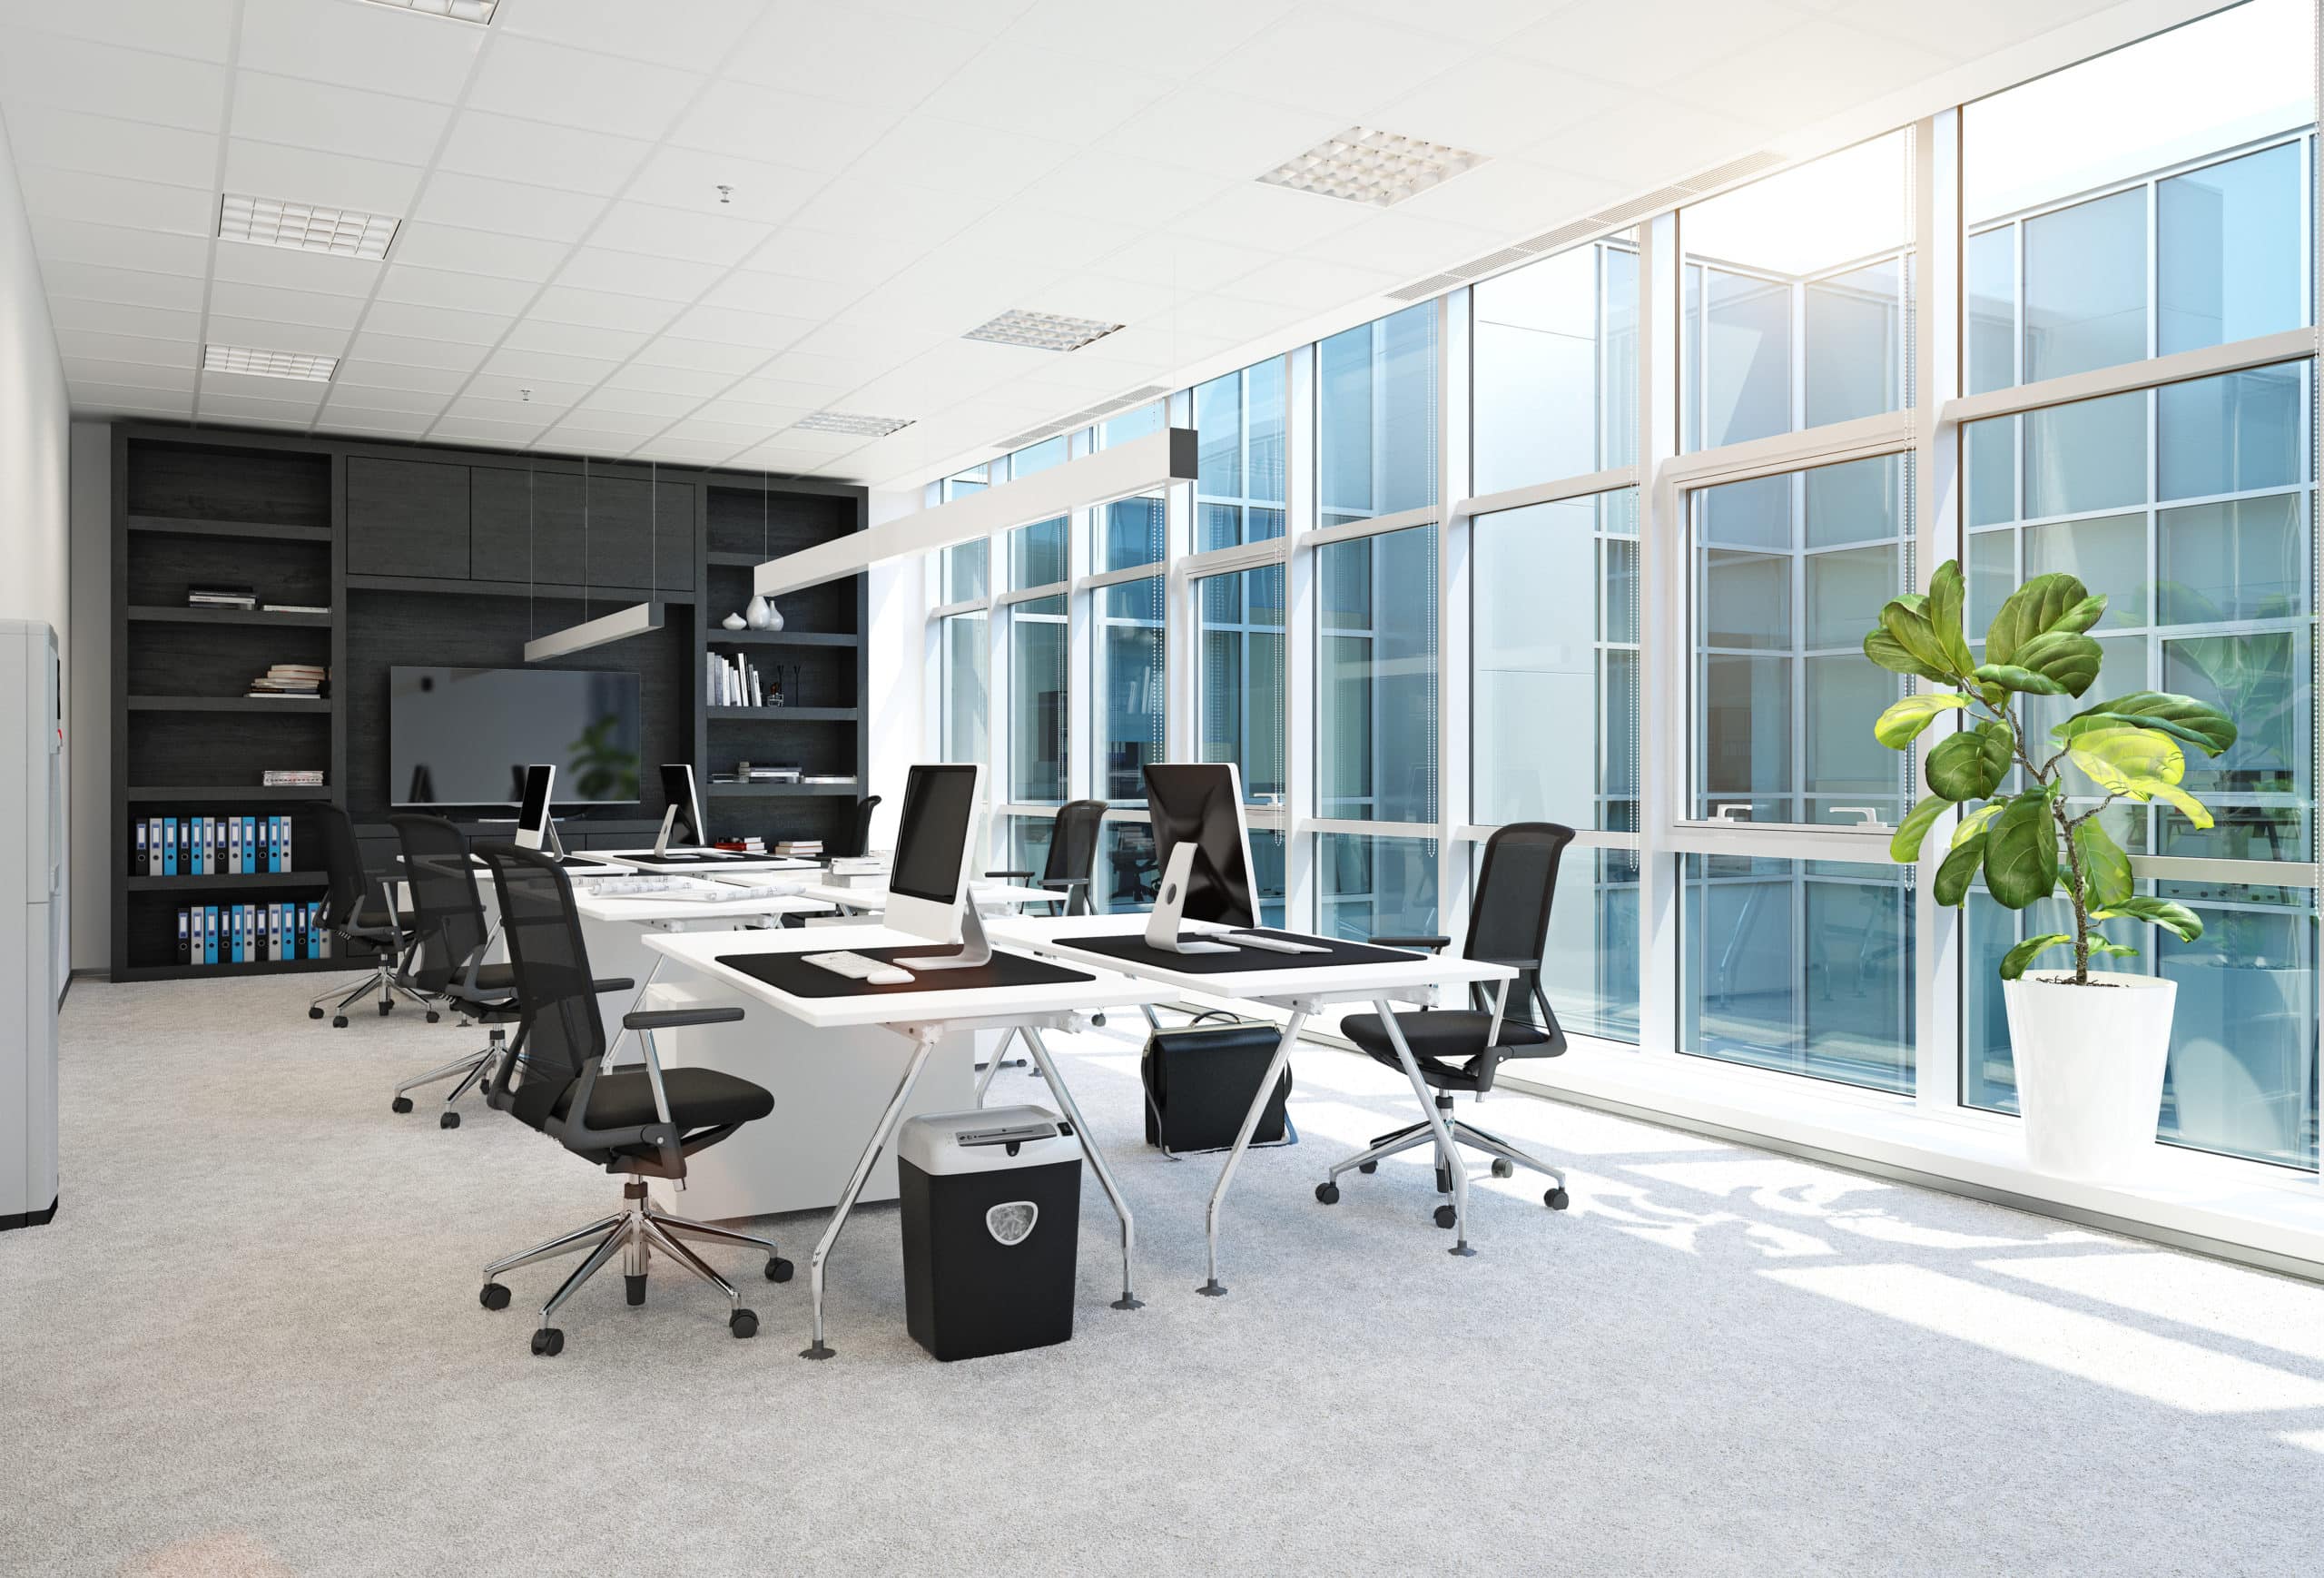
left=0, top=0, right=2189, bottom=489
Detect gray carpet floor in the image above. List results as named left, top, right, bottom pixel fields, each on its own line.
left=5, top=974, right=2323, bottom=1577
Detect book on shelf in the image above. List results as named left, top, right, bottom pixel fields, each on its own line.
left=260, top=603, right=330, bottom=615
left=247, top=663, right=327, bottom=698
left=715, top=836, right=768, bottom=854
left=801, top=774, right=858, bottom=785
left=187, top=585, right=258, bottom=609
left=261, top=769, right=325, bottom=786
left=773, top=840, right=822, bottom=858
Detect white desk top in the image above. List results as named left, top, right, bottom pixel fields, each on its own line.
left=592, top=850, right=821, bottom=874
left=983, top=914, right=1512, bottom=1007
left=801, top=879, right=1058, bottom=912
left=641, top=924, right=1169, bottom=1031
left=570, top=883, right=833, bottom=925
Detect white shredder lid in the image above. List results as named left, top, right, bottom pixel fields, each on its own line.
left=898, top=1104, right=1073, bottom=1176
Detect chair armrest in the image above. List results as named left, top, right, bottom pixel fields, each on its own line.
left=986, top=868, right=1035, bottom=882
left=1371, top=933, right=1451, bottom=953
left=590, top=977, right=635, bottom=994
left=623, top=1006, right=743, bottom=1031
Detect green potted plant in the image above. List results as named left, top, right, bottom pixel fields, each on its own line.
left=1864, top=560, right=2239, bottom=1178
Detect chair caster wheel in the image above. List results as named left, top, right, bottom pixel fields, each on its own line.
left=1491, top=1159, right=1514, bottom=1179
left=531, top=1327, right=563, bottom=1357
left=1357, top=1160, right=1378, bottom=1174
left=1546, top=1188, right=1571, bottom=1211
left=765, top=1257, right=793, bottom=1283
left=331, top=1016, right=348, bottom=1029
left=308, top=1006, right=323, bottom=1020
left=1091, top=1012, right=1107, bottom=1028
left=379, top=1001, right=393, bottom=1016
left=1433, top=1204, right=1458, bottom=1229
left=730, top=1308, right=758, bottom=1339
left=479, top=1283, right=510, bottom=1311
left=1315, top=1181, right=1340, bottom=1205
left=425, top=1011, right=439, bottom=1024
left=390, top=1096, right=413, bottom=1114
left=439, top=1111, right=460, bottom=1129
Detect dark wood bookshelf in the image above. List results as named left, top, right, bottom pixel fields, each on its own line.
left=126, top=606, right=334, bottom=627
left=124, top=872, right=329, bottom=892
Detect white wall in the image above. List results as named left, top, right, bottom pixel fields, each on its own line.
left=0, top=114, right=71, bottom=993
left=862, top=487, right=926, bottom=853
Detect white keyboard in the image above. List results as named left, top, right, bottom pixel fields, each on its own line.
left=803, top=951, right=915, bottom=986
left=584, top=875, right=694, bottom=896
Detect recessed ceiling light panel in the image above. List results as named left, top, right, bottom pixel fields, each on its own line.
left=793, top=411, right=915, bottom=438
left=1258, top=126, right=1486, bottom=208
left=219, top=193, right=399, bottom=260
left=203, top=345, right=337, bottom=382
left=964, top=310, right=1124, bottom=353
left=360, top=0, right=498, bottom=22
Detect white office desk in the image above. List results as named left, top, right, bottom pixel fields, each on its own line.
left=642, top=925, right=1171, bottom=1359
left=591, top=850, right=821, bottom=875
left=986, top=913, right=1514, bottom=1287
left=799, top=879, right=1058, bottom=915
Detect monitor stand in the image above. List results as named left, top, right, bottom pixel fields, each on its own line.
left=904, top=896, right=995, bottom=971
left=1143, top=843, right=1239, bottom=955
left=652, top=804, right=683, bottom=858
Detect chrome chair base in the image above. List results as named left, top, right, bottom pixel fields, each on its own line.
left=1325, top=1106, right=1568, bottom=1196
left=479, top=1180, right=788, bottom=1352
left=310, top=961, right=433, bottom=1019
left=390, top=1027, right=505, bottom=1123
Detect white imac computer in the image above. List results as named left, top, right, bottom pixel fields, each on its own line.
left=882, top=762, right=990, bottom=969
left=515, top=764, right=557, bottom=852
left=653, top=762, right=714, bottom=856
left=1142, top=762, right=1321, bottom=955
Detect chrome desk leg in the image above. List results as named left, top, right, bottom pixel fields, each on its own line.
left=1020, top=1024, right=1140, bottom=1311
left=1199, top=1007, right=1306, bottom=1297
left=802, top=1025, right=938, bottom=1360
left=1376, top=1000, right=1475, bottom=1257
left=973, top=1024, right=1019, bottom=1105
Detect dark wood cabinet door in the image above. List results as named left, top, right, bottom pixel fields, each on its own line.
left=469, top=467, right=584, bottom=583
left=346, top=459, right=470, bottom=579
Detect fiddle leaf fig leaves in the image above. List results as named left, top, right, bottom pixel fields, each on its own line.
left=1888, top=795, right=1948, bottom=864
left=2051, top=691, right=2238, bottom=756
left=1983, top=789, right=2060, bottom=910
left=1986, top=573, right=2093, bottom=667
left=2000, top=934, right=2075, bottom=981
left=2071, top=818, right=2132, bottom=910
left=1873, top=692, right=1968, bottom=749
left=1925, top=720, right=2013, bottom=802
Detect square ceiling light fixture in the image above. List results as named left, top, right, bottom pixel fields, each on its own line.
left=964, top=310, right=1123, bottom=353
left=219, top=192, right=399, bottom=260
left=203, top=345, right=338, bottom=381
left=1258, top=126, right=1486, bottom=207
left=793, top=410, right=915, bottom=439
left=360, top=0, right=498, bottom=22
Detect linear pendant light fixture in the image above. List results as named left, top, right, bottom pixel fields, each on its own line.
left=524, top=456, right=665, bottom=662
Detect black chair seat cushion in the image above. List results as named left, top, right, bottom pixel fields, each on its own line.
left=1342, top=1010, right=1551, bottom=1088
left=553, top=1066, right=774, bottom=1133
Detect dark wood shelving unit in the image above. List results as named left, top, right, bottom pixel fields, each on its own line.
left=112, top=423, right=867, bottom=978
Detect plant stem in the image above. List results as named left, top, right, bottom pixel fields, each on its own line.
left=2053, top=795, right=2090, bottom=984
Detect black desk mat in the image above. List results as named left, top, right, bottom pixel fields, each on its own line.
left=716, top=943, right=1095, bottom=998
left=1058, top=929, right=1420, bottom=973
left=622, top=851, right=754, bottom=866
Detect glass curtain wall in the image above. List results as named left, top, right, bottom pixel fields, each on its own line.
left=922, top=0, right=2319, bottom=1176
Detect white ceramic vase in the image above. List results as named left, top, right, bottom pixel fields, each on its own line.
left=743, top=594, right=773, bottom=630
left=2000, top=970, right=2176, bottom=1179
left=721, top=612, right=746, bottom=631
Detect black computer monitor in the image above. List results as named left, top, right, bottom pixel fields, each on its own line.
left=514, top=764, right=555, bottom=851
left=660, top=763, right=704, bottom=844
left=1143, top=763, right=1257, bottom=928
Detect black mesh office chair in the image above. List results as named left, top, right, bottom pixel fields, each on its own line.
left=305, top=800, right=428, bottom=1027
left=473, top=843, right=788, bottom=1356
left=386, top=814, right=524, bottom=1129
left=988, top=798, right=1107, bottom=914
left=1317, top=823, right=1575, bottom=1226
left=833, top=794, right=881, bottom=858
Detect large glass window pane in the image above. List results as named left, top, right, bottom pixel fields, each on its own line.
left=1009, top=435, right=1068, bottom=479
left=1098, top=819, right=1157, bottom=914
left=1319, top=303, right=1438, bottom=526
left=1689, top=455, right=1913, bottom=826
left=2024, top=391, right=2144, bottom=518
left=1318, top=833, right=1437, bottom=941
left=1681, top=129, right=1914, bottom=451
left=2157, top=360, right=2303, bottom=500
left=1195, top=358, right=1286, bottom=550
left=1472, top=489, right=1639, bottom=831
left=1098, top=577, right=1164, bottom=803
left=1965, top=0, right=2313, bottom=390
left=1682, top=854, right=1915, bottom=1093
left=940, top=612, right=987, bottom=766
left=1318, top=524, right=1439, bottom=823
left=1472, top=235, right=1638, bottom=494
left=1009, top=516, right=1067, bottom=588
left=1196, top=565, right=1285, bottom=803
left=1542, top=847, right=1640, bottom=1044
left=941, top=538, right=988, bottom=604
left=2160, top=141, right=2307, bottom=354
left=1006, top=594, right=1066, bottom=803
left=1097, top=492, right=1165, bottom=571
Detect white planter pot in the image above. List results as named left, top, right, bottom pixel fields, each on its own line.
left=2001, top=970, right=2176, bottom=1179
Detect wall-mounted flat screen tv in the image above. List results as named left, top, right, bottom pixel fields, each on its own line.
left=389, top=666, right=643, bottom=807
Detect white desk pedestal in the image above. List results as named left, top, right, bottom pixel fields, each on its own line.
left=635, top=972, right=982, bottom=1219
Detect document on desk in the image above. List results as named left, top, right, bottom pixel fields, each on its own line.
left=1049, top=930, right=1421, bottom=973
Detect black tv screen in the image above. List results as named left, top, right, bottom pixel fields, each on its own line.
left=389, top=666, right=643, bottom=807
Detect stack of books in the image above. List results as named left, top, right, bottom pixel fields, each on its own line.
left=802, top=773, right=857, bottom=786
left=261, top=769, right=325, bottom=787
left=188, top=584, right=258, bottom=613
left=707, top=653, right=778, bottom=708
left=773, top=839, right=822, bottom=859
left=712, top=763, right=802, bottom=785
left=714, top=836, right=768, bottom=855
left=261, top=601, right=330, bottom=616
left=248, top=663, right=326, bottom=699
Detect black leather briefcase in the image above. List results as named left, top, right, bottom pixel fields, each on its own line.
left=1141, top=1020, right=1295, bottom=1157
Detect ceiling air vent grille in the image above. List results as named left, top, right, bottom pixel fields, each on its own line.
left=1449, top=247, right=1540, bottom=280
left=1385, top=272, right=1464, bottom=302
